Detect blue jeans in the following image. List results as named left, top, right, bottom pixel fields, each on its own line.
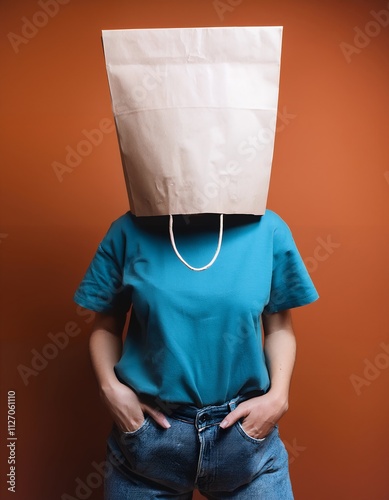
left=104, top=394, right=294, bottom=499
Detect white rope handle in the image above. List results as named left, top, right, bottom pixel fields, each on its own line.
left=169, top=214, right=224, bottom=272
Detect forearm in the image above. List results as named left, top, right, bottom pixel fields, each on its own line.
left=220, top=311, right=296, bottom=433
left=89, top=312, right=126, bottom=393
left=88, top=311, right=171, bottom=430
left=89, top=329, right=123, bottom=391
left=264, top=326, right=296, bottom=406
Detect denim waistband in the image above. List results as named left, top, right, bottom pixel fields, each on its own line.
left=169, top=390, right=264, bottom=430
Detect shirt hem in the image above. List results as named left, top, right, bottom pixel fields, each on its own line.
left=264, top=291, right=319, bottom=314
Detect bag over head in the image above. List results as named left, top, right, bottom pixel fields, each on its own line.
left=102, top=26, right=283, bottom=218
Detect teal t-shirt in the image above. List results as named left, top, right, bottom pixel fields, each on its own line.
left=74, top=210, right=318, bottom=407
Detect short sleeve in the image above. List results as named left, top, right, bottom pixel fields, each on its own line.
left=73, top=219, right=132, bottom=314
left=264, top=216, right=319, bottom=314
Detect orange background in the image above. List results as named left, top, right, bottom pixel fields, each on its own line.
left=1, top=0, right=389, bottom=499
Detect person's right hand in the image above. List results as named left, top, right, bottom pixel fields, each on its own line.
left=100, top=381, right=171, bottom=432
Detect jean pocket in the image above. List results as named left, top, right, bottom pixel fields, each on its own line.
left=120, top=415, right=151, bottom=437
left=235, top=420, right=275, bottom=444
left=113, top=416, right=198, bottom=490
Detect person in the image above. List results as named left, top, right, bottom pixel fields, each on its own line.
left=75, top=25, right=318, bottom=499
left=73, top=209, right=318, bottom=499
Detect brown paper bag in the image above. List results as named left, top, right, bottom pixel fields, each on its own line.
left=102, top=26, right=283, bottom=217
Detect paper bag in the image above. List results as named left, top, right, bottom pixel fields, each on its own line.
left=102, top=26, right=283, bottom=216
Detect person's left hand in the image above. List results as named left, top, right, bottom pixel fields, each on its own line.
left=219, top=392, right=289, bottom=440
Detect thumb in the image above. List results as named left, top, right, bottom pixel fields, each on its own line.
left=219, top=406, right=248, bottom=429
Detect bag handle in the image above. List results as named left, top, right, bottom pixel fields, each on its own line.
left=169, top=214, right=224, bottom=272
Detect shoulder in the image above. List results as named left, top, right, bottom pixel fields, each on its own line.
left=97, top=212, right=139, bottom=258
left=103, top=211, right=169, bottom=249
left=258, top=210, right=299, bottom=253
left=110, top=210, right=136, bottom=227
left=109, top=211, right=168, bottom=231
left=105, top=211, right=138, bottom=238
left=260, top=209, right=292, bottom=234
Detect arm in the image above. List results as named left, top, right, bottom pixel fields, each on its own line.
left=89, top=311, right=170, bottom=431
left=220, top=309, right=296, bottom=438
left=262, top=308, right=296, bottom=409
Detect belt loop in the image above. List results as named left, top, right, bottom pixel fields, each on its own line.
left=228, top=393, right=251, bottom=412
left=228, top=396, right=240, bottom=412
